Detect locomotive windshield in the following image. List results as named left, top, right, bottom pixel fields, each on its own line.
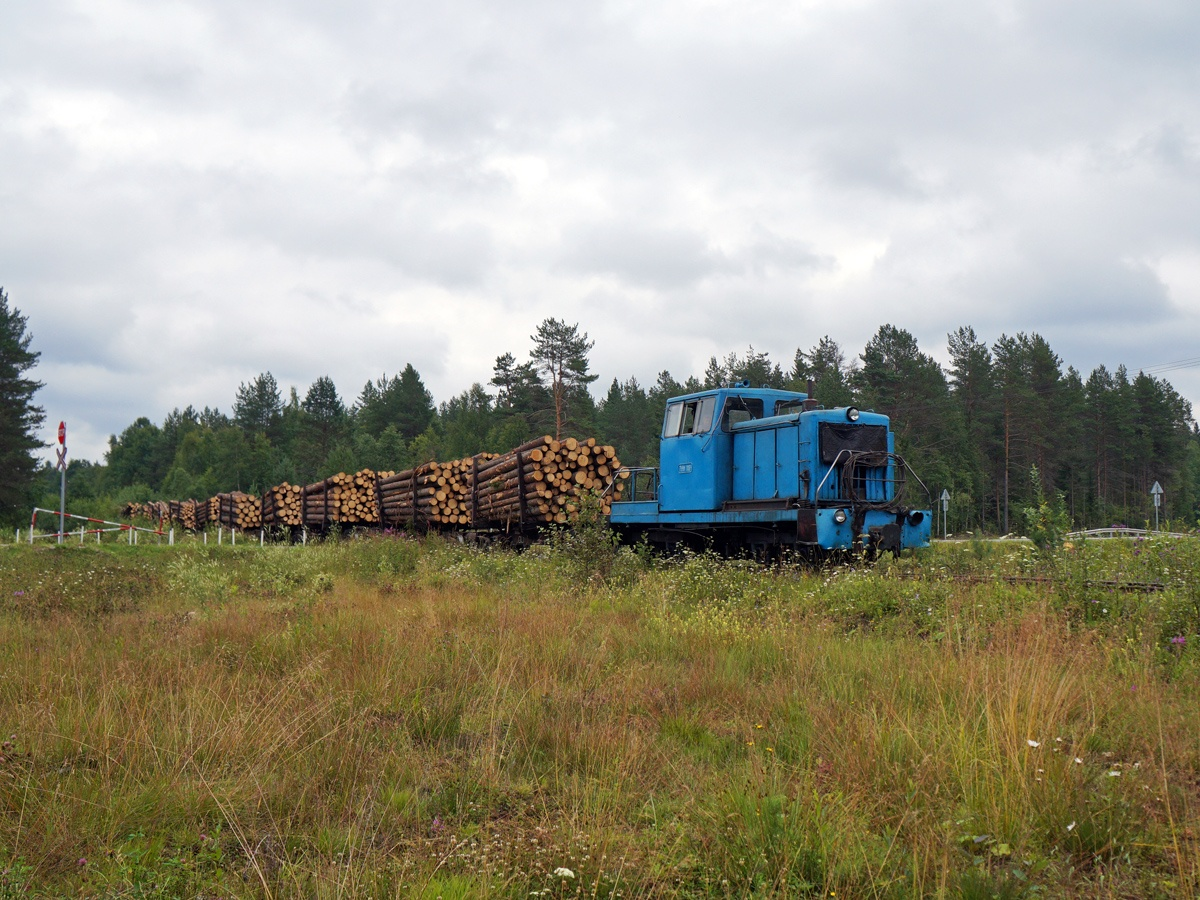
left=722, top=396, right=764, bottom=428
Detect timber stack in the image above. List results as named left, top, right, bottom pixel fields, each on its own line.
left=301, top=469, right=388, bottom=526
left=191, top=498, right=208, bottom=529
left=131, top=435, right=626, bottom=535
left=123, top=500, right=170, bottom=525
left=377, top=462, right=437, bottom=525
left=471, top=436, right=624, bottom=526
left=262, top=482, right=303, bottom=526
left=377, top=455, right=498, bottom=526
left=213, top=492, right=262, bottom=529
left=178, top=499, right=200, bottom=531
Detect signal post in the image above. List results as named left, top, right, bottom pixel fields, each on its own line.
left=56, top=421, right=67, bottom=544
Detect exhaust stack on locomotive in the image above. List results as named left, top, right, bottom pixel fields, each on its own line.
left=607, top=381, right=932, bottom=555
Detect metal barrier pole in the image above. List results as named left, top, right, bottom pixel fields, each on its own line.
left=169, top=528, right=174, bottom=546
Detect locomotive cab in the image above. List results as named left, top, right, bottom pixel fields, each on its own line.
left=609, top=384, right=932, bottom=555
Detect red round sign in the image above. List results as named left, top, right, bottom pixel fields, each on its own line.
left=58, top=421, right=65, bottom=444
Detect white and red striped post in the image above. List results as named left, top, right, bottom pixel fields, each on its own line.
left=55, top=421, right=67, bottom=545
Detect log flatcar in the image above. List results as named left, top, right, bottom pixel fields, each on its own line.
left=607, top=382, right=931, bottom=555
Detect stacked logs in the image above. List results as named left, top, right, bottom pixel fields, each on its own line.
left=377, top=463, right=437, bottom=525
left=130, top=436, right=626, bottom=534
left=177, top=500, right=200, bottom=531
left=471, top=436, right=624, bottom=526
left=262, top=482, right=303, bottom=526
left=377, top=456, right=500, bottom=526
left=300, top=469, right=388, bottom=526
left=212, top=492, right=262, bottom=529
left=122, top=501, right=170, bottom=524
left=194, top=498, right=209, bottom=529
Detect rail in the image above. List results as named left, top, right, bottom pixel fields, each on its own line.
left=1066, top=527, right=1193, bottom=540
left=891, top=571, right=1166, bottom=593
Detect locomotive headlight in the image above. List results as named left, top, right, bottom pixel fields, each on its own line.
left=907, top=511, right=924, bottom=526
left=833, top=508, right=848, bottom=524
left=846, top=407, right=860, bottom=422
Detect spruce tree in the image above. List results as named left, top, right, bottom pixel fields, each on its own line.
left=0, top=288, right=45, bottom=521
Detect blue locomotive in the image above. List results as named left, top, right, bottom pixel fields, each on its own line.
left=607, top=382, right=932, bottom=555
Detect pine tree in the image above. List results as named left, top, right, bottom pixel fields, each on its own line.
left=529, top=319, right=598, bottom=438
left=0, top=288, right=45, bottom=521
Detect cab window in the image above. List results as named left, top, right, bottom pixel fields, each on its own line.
left=775, top=399, right=803, bottom=416
left=664, top=397, right=716, bottom=437
left=722, top=396, right=764, bottom=428
left=663, top=402, right=683, bottom=437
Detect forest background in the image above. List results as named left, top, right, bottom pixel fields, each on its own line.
left=32, top=318, right=1200, bottom=535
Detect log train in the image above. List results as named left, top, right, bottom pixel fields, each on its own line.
left=127, top=382, right=932, bottom=555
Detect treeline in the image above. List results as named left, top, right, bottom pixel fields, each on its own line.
left=46, top=320, right=1200, bottom=533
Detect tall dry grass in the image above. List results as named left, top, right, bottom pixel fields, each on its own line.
left=0, top=536, right=1197, bottom=897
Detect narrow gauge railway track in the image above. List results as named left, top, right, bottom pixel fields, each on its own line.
left=890, top=571, right=1167, bottom=593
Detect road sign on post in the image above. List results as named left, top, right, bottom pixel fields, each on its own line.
left=940, top=489, right=950, bottom=540
left=1151, top=481, right=1163, bottom=531
left=56, top=422, right=67, bottom=544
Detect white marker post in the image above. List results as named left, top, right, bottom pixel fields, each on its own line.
left=55, top=421, right=67, bottom=545
left=1151, top=481, right=1163, bottom=531
left=940, top=489, right=950, bottom=540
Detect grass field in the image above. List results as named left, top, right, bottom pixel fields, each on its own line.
left=2, top=530, right=1199, bottom=898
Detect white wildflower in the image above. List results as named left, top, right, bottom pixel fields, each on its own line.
left=1027, top=739, right=1040, bottom=748
left=554, top=867, right=575, bottom=879
left=1108, top=770, right=1121, bottom=777
left=1067, top=821, right=1076, bottom=832
left=1075, top=757, right=1083, bottom=764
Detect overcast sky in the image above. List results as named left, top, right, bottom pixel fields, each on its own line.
left=4, top=0, right=1200, bottom=463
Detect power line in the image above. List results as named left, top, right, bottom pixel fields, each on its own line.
left=1139, top=356, right=1200, bottom=375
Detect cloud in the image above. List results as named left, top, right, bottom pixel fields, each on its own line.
left=4, top=0, right=1200, bottom=461
left=556, top=222, right=731, bottom=288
